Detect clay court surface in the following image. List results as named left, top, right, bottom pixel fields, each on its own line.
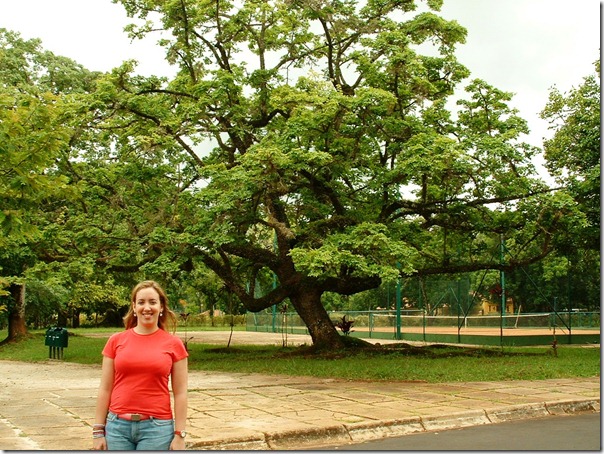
left=82, top=326, right=599, bottom=346
left=355, top=325, right=600, bottom=336
left=82, top=330, right=315, bottom=345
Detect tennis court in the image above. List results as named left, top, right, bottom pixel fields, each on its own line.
left=248, top=310, right=601, bottom=347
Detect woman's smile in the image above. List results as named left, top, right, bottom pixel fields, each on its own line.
left=133, top=287, right=163, bottom=331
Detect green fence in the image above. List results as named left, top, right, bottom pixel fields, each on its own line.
left=246, top=309, right=601, bottom=346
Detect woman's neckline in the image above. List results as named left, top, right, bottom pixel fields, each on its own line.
left=132, top=327, right=160, bottom=336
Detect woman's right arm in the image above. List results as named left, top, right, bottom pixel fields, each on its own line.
left=93, top=356, right=115, bottom=450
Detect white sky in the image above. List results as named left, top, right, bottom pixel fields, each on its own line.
left=1, top=0, right=600, bottom=174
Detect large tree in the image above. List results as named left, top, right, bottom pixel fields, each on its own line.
left=86, top=0, right=575, bottom=349
left=537, top=59, right=600, bottom=310
left=540, top=59, right=600, bottom=252
left=0, top=29, right=98, bottom=341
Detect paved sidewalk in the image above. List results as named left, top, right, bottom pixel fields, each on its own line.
left=0, top=356, right=599, bottom=451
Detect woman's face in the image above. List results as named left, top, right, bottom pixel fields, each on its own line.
left=134, top=287, right=163, bottom=328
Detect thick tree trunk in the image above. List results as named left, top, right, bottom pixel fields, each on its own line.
left=290, top=285, right=344, bottom=350
left=2, top=283, right=28, bottom=344
left=72, top=309, right=81, bottom=328
left=58, top=312, right=68, bottom=327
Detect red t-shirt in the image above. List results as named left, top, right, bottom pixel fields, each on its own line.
left=102, top=328, right=188, bottom=419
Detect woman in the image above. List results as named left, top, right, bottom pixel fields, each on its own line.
left=93, top=281, right=189, bottom=450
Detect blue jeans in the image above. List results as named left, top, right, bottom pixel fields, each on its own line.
left=105, top=411, right=174, bottom=450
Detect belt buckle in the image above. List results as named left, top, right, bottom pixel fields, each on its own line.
left=131, top=413, right=141, bottom=422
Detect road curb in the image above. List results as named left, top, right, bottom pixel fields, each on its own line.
left=545, top=399, right=600, bottom=415
left=345, top=416, right=425, bottom=441
left=188, top=433, right=269, bottom=450
left=486, top=402, right=550, bottom=423
left=266, top=425, right=351, bottom=450
left=421, top=409, right=491, bottom=431
left=187, top=398, right=600, bottom=450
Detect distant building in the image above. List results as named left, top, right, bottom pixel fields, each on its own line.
left=481, top=298, right=514, bottom=315
left=200, top=309, right=225, bottom=317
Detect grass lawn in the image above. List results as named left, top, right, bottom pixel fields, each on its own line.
left=0, top=330, right=599, bottom=383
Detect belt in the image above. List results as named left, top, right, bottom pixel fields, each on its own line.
left=117, top=413, right=151, bottom=421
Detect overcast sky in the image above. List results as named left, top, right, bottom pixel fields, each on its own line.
left=1, top=0, right=600, bottom=171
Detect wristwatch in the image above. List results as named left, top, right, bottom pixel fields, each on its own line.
left=174, top=430, right=187, bottom=438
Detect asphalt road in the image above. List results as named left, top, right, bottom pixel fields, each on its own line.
left=321, top=413, right=601, bottom=451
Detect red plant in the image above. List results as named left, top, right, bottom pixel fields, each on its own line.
left=335, top=315, right=354, bottom=335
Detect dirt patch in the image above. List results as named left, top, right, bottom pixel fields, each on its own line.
left=82, top=330, right=317, bottom=346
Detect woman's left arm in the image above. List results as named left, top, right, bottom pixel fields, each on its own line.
left=170, top=358, right=188, bottom=450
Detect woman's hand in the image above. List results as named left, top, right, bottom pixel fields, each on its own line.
left=93, top=436, right=107, bottom=450
left=170, top=436, right=186, bottom=450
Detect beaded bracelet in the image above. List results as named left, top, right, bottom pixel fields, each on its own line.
left=93, top=425, right=106, bottom=439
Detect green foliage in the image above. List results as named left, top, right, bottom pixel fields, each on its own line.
left=0, top=29, right=101, bottom=339
left=24, top=278, right=69, bottom=328
left=531, top=59, right=601, bottom=312
left=540, top=59, right=600, bottom=253
left=0, top=29, right=96, bottom=245
left=0, top=90, right=69, bottom=245
left=105, top=2, right=559, bottom=297
left=291, top=223, right=417, bottom=281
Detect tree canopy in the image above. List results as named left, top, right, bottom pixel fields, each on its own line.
left=71, top=0, right=578, bottom=349
left=0, top=28, right=96, bottom=341
left=541, top=59, right=600, bottom=252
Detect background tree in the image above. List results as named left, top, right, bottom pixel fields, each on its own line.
left=23, top=278, right=69, bottom=329
left=0, top=29, right=91, bottom=341
left=0, top=30, right=207, bottom=334
left=538, top=59, right=600, bottom=311
left=540, top=59, right=600, bottom=251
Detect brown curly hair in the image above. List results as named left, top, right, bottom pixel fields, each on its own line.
left=123, top=280, right=178, bottom=333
